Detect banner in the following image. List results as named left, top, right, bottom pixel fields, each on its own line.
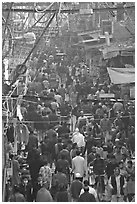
left=107, top=67, right=135, bottom=84
left=130, top=86, right=135, bottom=99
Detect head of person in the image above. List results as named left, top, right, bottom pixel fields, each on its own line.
left=57, top=166, right=63, bottom=173
left=42, top=180, right=50, bottom=189
left=91, top=146, right=96, bottom=154
left=58, top=183, right=66, bottom=192
left=127, top=160, right=133, bottom=168
left=80, top=110, right=84, bottom=117
left=76, top=150, right=81, bottom=156
left=29, top=129, right=34, bottom=135
left=61, top=153, right=66, bottom=160
left=58, top=138, right=62, bottom=143
left=103, top=113, right=107, bottom=119
left=63, top=143, right=67, bottom=149
left=119, top=160, right=124, bottom=169
left=72, top=143, right=77, bottom=149
left=49, top=55, right=54, bottom=62
left=89, top=117, right=94, bottom=124
left=116, top=112, right=121, bottom=118
left=9, top=153, right=14, bottom=160
left=37, top=174, right=43, bottom=185
left=116, top=146, right=121, bottom=153
left=61, top=84, right=64, bottom=88
left=95, top=153, right=101, bottom=160
left=42, top=102, right=45, bottom=107
left=111, top=155, right=116, bottom=163
left=22, top=175, right=29, bottom=185
left=107, top=139, right=112, bottom=146
left=127, top=175, right=135, bottom=182
left=42, top=158, right=48, bottom=166
left=96, top=140, right=101, bottom=148
left=122, top=153, right=127, bottom=162
left=114, top=167, right=120, bottom=177
left=83, top=180, right=89, bottom=186
left=98, top=103, right=102, bottom=108
left=13, top=185, right=20, bottom=194
left=83, top=186, right=89, bottom=192
left=75, top=173, right=81, bottom=180
left=75, top=128, right=79, bottom=133
left=115, top=139, right=120, bottom=147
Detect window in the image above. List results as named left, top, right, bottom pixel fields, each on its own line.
left=102, top=20, right=112, bottom=35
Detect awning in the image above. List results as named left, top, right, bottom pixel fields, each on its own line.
left=107, top=67, right=135, bottom=84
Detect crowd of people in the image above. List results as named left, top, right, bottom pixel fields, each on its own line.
left=4, top=54, right=135, bottom=202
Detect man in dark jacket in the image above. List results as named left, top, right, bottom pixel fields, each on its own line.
left=19, top=175, right=33, bottom=202
left=108, top=167, right=127, bottom=202
left=26, top=130, right=38, bottom=152
left=36, top=181, right=53, bottom=202
left=106, top=155, right=117, bottom=179
left=93, top=153, right=106, bottom=175
left=78, top=186, right=96, bottom=202
left=93, top=153, right=106, bottom=193
left=70, top=173, right=83, bottom=202
left=27, top=147, right=42, bottom=191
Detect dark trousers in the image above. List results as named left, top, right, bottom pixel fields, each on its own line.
left=127, top=194, right=135, bottom=202
left=95, top=176, right=105, bottom=193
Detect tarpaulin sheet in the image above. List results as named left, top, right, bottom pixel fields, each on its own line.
left=107, top=67, right=135, bottom=84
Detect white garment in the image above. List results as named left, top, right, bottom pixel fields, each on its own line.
left=17, top=105, right=23, bottom=121
left=54, top=94, right=62, bottom=105
left=116, top=175, right=121, bottom=196
left=50, top=101, right=59, bottom=112
left=80, top=186, right=97, bottom=199
left=72, top=156, right=87, bottom=178
left=77, top=116, right=88, bottom=126
left=72, top=132, right=85, bottom=147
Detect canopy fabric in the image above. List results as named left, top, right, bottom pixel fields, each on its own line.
left=107, top=67, right=135, bottom=84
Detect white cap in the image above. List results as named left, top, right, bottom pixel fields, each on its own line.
left=75, top=128, right=79, bottom=132
left=75, top=173, right=81, bottom=178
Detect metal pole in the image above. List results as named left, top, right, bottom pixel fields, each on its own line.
left=2, top=2, right=13, bottom=49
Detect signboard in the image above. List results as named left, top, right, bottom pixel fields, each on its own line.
left=107, top=67, right=135, bottom=84
left=99, top=93, right=115, bottom=98
left=130, top=86, right=135, bottom=99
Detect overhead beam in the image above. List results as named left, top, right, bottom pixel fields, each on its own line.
left=2, top=6, right=135, bottom=13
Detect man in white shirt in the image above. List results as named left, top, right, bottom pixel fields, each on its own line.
left=72, top=150, right=87, bottom=182
left=113, top=99, right=124, bottom=114
left=54, top=93, right=62, bottom=105
left=72, top=128, right=85, bottom=148
left=50, top=99, right=59, bottom=113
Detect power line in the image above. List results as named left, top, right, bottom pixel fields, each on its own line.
left=2, top=6, right=135, bottom=13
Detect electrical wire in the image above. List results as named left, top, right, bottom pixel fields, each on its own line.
left=34, top=2, right=55, bottom=13
left=6, top=114, right=135, bottom=124
left=17, top=2, right=56, bottom=34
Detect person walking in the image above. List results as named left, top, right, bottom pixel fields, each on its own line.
left=80, top=180, right=97, bottom=201
left=72, top=150, right=87, bottom=182
left=36, top=181, right=53, bottom=202
left=9, top=185, right=26, bottom=202
left=78, top=186, right=96, bottom=202
left=108, top=167, right=127, bottom=202
left=69, top=173, right=83, bottom=202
